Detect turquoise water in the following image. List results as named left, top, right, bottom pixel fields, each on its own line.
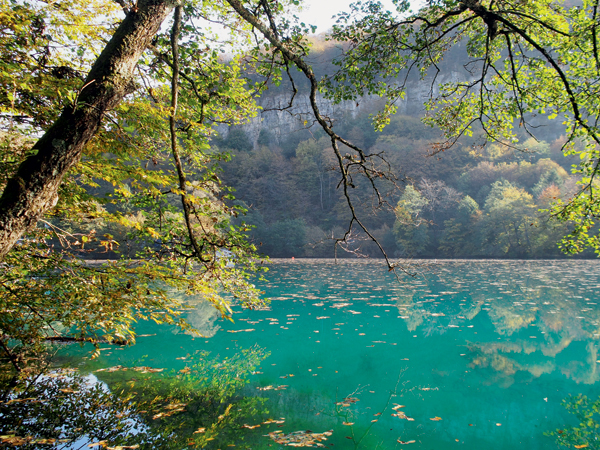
left=65, top=259, right=600, bottom=449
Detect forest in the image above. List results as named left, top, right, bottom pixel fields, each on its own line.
left=217, top=101, right=581, bottom=259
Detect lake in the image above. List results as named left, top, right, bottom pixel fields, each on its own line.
left=63, top=259, right=600, bottom=449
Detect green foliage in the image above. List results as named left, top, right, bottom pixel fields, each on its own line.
left=0, top=0, right=272, bottom=378
left=480, top=180, right=537, bottom=257
left=439, top=196, right=481, bottom=256
left=326, top=0, right=600, bottom=255
left=548, top=394, right=600, bottom=449
left=258, top=218, right=307, bottom=258
left=225, top=128, right=254, bottom=153
left=393, top=186, right=430, bottom=256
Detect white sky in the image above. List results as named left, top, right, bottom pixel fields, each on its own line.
left=295, top=0, right=424, bottom=34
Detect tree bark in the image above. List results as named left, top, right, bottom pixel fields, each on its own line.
left=0, top=0, right=177, bottom=260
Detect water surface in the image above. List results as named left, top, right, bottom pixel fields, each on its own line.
left=67, top=259, right=600, bottom=449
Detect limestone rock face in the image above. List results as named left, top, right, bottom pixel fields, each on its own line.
left=217, top=70, right=465, bottom=148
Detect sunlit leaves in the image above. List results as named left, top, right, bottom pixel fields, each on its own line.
left=0, top=0, right=274, bottom=378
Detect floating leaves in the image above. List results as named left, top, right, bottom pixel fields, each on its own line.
left=330, top=303, right=351, bottom=309
left=391, top=405, right=413, bottom=421
left=0, top=436, right=71, bottom=446
left=227, top=329, right=255, bottom=333
left=397, top=439, right=416, bottom=445
left=430, top=417, right=442, bottom=421
left=336, top=397, right=359, bottom=407
left=95, top=366, right=163, bottom=373
left=257, top=385, right=288, bottom=391
left=266, top=430, right=333, bottom=447
left=263, top=418, right=285, bottom=425
left=87, top=441, right=140, bottom=449
left=151, top=403, right=186, bottom=419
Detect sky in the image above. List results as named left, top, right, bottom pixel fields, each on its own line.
left=295, top=0, right=423, bottom=33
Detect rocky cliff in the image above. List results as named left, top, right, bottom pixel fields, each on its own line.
left=218, top=70, right=467, bottom=148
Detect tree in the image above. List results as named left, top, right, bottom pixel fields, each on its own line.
left=295, top=137, right=336, bottom=213
left=439, top=195, right=482, bottom=256
left=393, top=185, right=430, bottom=256
left=0, top=0, right=177, bottom=258
left=0, top=0, right=273, bottom=374
left=480, top=180, right=537, bottom=256
left=328, top=0, right=600, bottom=256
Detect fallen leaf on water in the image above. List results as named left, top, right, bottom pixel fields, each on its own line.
left=95, top=366, right=123, bottom=372
left=165, top=403, right=186, bottom=410
left=193, top=428, right=206, bottom=434
left=242, top=424, right=260, bottom=429
left=430, top=417, right=442, bottom=421
left=132, top=366, right=163, bottom=373
left=574, top=445, right=588, bottom=449
left=374, top=413, right=381, bottom=416
left=330, top=303, right=351, bottom=309
left=397, top=440, right=416, bottom=445
left=263, top=418, right=285, bottom=425
left=392, top=411, right=414, bottom=421
left=392, top=405, right=406, bottom=410
left=266, top=430, right=333, bottom=447
left=342, top=422, right=354, bottom=426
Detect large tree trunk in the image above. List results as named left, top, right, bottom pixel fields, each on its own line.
left=0, top=0, right=176, bottom=260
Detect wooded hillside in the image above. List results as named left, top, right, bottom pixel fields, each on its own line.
left=214, top=40, right=582, bottom=259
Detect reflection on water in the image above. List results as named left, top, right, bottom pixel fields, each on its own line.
left=64, top=259, right=600, bottom=449
left=392, top=261, right=600, bottom=387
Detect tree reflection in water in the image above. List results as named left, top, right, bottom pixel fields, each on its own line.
left=0, top=346, right=268, bottom=449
